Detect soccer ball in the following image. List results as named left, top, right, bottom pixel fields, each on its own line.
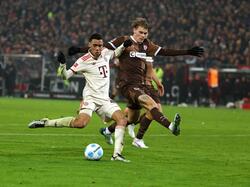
left=84, top=143, right=103, bottom=160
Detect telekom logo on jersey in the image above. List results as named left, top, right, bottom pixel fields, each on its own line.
left=98, top=65, right=108, bottom=78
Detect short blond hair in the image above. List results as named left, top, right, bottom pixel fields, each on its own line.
left=131, top=17, right=149, bottom=29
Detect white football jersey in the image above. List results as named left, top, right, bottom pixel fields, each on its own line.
left=70, top=48, right=114, bottom=100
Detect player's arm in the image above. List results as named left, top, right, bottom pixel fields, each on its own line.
left=157, top=46, right=204, bottom=57
left=67, top=36, right=127, bottom=56
left=57, top=51, right=74, bottom=80
left=147, top=40, right=204, bottom=57
left=113, top=39, right=132, bottom=58
left=107, top=36, right=128, bottom=50
left=68, top=44, right=114, bottom=56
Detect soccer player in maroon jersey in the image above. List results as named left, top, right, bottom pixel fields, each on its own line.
left=68, top=17, right=204, bottom=147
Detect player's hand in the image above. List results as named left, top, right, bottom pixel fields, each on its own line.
left=57, top=51, right=66, bottom=64
left=157, top=83, right=164, bottom=97
left=187, top=46, right=204, bottom=57
left=68, top=46, right=81, bottom=56
left=123, top=39, right=133, bottom=48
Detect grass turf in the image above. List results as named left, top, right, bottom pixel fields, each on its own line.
left=0, top=98, right=250, bottom=187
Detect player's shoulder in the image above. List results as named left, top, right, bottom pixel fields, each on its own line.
left=101, top=47, right=114, bottom=56
left=110, top=35, right=128, bottom=43
left=79, top=53, right=92, bottom=62
left=108, top=35, right=129, bottom=49
left=143, top=38, right=153, bottom=45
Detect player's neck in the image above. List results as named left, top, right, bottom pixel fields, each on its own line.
left=89, top=50, right=100, bottom=60
left=131, top=35, right=144, bottom=44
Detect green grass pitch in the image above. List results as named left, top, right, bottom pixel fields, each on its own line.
left=0, top=98, right=250, bottom=187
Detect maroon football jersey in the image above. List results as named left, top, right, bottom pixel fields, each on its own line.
left=108, top=36, right=161, bottom=87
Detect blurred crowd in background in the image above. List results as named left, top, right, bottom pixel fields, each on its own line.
left=1, top=0, right=249, bottom=66
left=0, top=0, right=250, bottom=106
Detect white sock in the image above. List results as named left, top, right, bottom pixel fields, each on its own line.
left=45, top=117, right=75, bottom=127
left=169, top=122, right=175, bottom=131
left=114, top=126, right=125, bottom=156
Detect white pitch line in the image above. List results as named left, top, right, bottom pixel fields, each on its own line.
left=0, top=133, right=250, bottom=137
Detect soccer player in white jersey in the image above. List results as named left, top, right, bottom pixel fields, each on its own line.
left=28, top=33, right=133, bottom=162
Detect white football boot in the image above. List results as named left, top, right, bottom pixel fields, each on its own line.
left=28, top=118, right=49, bottom=128
left=111, top=153, right=130, bottom=162
left=127, top=124, right=136, bottom=138
left=169, top=113, right=181, bottom=136
left=132, top=138, right=149, bottom=148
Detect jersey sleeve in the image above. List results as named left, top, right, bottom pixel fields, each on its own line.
left=108, top=36, right=126, bottom=49
left=70, top=58, right=86, bottom=73
left=102, top=48, right=115, bottom=60
left=146, top=40, right=162, bottom=56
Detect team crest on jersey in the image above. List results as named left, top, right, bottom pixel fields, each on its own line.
left=83, top=102, right=89, bottom=106
left=143, top=45, right=148, bottom=51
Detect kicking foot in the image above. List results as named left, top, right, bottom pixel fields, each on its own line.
left=99, top=127, right=113, bottom=145
left=132, top=138, right=149, bottom=148
left=169, top=113, right=181, bottom=136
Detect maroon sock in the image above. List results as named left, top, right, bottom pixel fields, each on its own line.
left=136, top=115, right=152, bottom=139
left=150, top=107, right=171, bottom=128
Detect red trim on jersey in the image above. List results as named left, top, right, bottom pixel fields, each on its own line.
left=73, top=63, right=78, bottom=67
left=70, top=68, right=76, bottom=74
left=81, top=53, right=92, bottom=61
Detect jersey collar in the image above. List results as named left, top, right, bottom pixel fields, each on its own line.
left=88, top=49, right=102, bottom=60
left=130, top=35, right=137, bottom=43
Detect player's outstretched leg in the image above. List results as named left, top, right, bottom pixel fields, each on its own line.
left=132, top=114, right=151, bottom=148
left=28, top=117, right=75, bottom=128
left=169, top=113, right=181, bottom=136
left=111, top=126, right=130, bottom=162
left=99, top=127, right=113, bottom=145
left=28, top=118, right=49, bottom=128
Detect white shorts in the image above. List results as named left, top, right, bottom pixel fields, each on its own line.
left=79, top=98, right=121, bottom=121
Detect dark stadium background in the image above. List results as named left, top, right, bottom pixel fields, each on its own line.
left=0, top=0, right=249, bottom=108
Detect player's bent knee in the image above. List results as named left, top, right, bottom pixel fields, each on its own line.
left=72, top=119, right=88, bottom=128
left=116, top=118, right=127, bottom=127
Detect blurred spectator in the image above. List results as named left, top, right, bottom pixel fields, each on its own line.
left=152, top=64, right=164, bottom=90
left=207, top=64, right=219, bottom=106
left=162, top=64, right=174, bottom=103
left=4, top=60, right=16, bottom=96
left=176, top=63, right=189, bottom=104
left=189, top=73, right=202, bottom=106
left=220, top=75, right=234, bottom=105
